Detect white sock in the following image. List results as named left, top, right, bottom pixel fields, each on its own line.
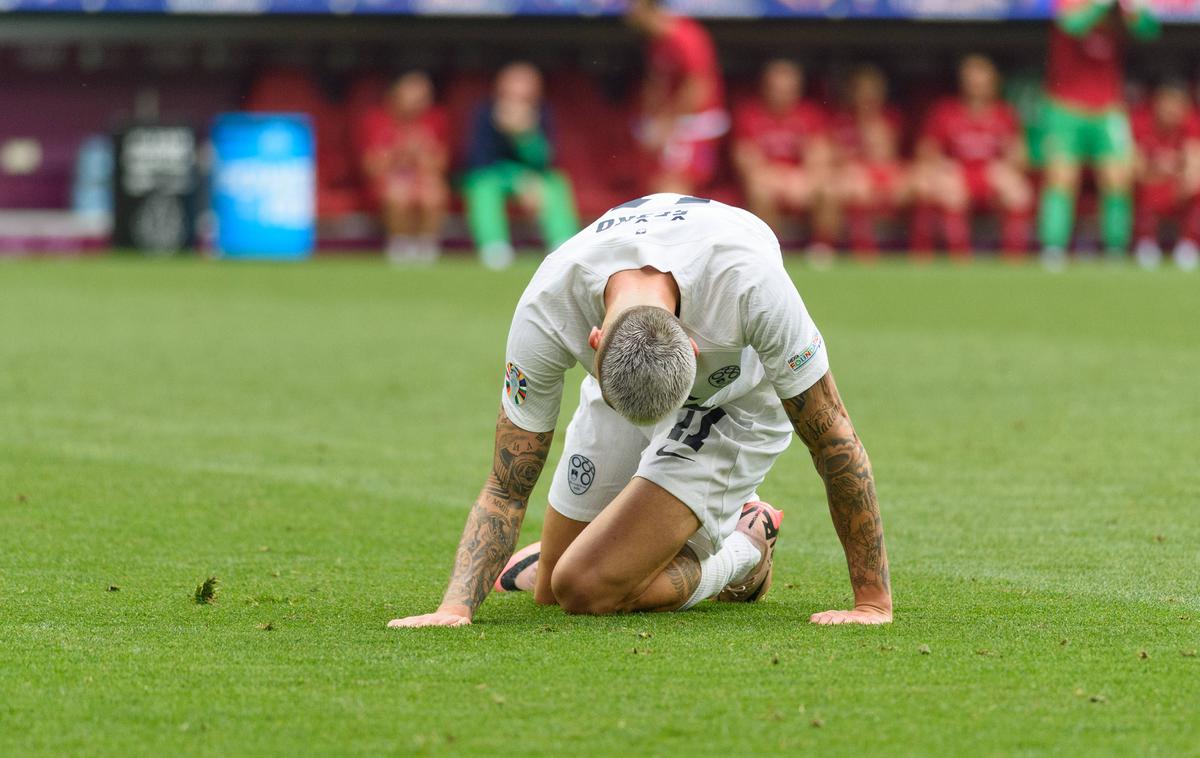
left=386, top=235, right=416, bottom=261
left=417, top=234, right=440, bottom=261
left=678, top=531, right=762, bottom=610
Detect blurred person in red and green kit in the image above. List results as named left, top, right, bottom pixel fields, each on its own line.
left=462, top=62, right=579, bottom=270
left=1038, top=0, right=1159, bottom=267
left=360, top=72, right=450, bottom=264
left=1131, top=81, right=1200, bottom=270
left=626, top=0, right=728, bottom=196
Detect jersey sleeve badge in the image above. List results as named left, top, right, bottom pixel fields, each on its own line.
left=505, top=362, right=528, bottom=405
left=787, top=335, right=823, bottom=373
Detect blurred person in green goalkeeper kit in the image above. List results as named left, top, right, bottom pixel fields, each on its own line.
left=462, top=62, right=580, bottom=270
left=1038, top=0, right=1159, bottom=267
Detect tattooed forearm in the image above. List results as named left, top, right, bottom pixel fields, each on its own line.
left=783, top=372, right=891, bottom=602
left=440, top=407, right=553, bottom=613
left=442, top=503, right=524, bottom=612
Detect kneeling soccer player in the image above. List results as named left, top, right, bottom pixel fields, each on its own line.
left=389, top=194, right=892, bottom=628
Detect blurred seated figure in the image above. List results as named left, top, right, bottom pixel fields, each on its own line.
left=732, top=60, right=838, bottom=254
left=360, top=71, right=450, bottom=263
left=462, top=62, right=580, bottom=270
left=911, top=55, right=1033, bottom=260
left=1132, top=81, right=1200, bottom=270
left=830, top=65, right=910, bottom=258
left=626, top=0, right=728, bottom=195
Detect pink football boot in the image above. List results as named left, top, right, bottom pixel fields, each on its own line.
left=493, top=541, right=541, bottom=593
left=717, top=501, right=783, bottom=603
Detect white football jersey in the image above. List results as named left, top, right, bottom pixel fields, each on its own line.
left=500, top=194, right=828, bottom=433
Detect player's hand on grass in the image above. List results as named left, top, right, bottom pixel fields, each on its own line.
left=387, top=607, right=472, bottom=629
left=810, top=605, right=893, bottom=625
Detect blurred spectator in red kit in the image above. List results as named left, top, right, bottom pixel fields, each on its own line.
left=625, top=0, right=728, bottom=195
left=830, top=64, right=909, bottom=258
left=1132, top=81, right=1200, bottom=270
left=359, top=71, right=450, bottom=263
left=732, top=59, right=838, bottom=254
left=912, top=54, right=1033, bottom=260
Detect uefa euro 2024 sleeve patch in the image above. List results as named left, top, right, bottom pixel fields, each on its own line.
left=787, top=335, right=823, bottom=373
left=505, top=362, right=528, bottom=405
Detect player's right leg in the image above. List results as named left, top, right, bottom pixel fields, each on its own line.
left=551, top=381, right=792, bottom=614
left=414, top=174, right=449, bottom=261
left=1178, top=192, right=1200, bottom=271
left=463, top=163, right=517, bottom=269
left=533, top=169, right=580, bottom=251
left=739, top=165, right=786, bottom=234
left=907, top=157, right=943, bottom=257
left=837, top=162, right=878, bottom=256
left=936, top=161, right=973, bottom=260
left=381, top=181, right=419, bottom=263
left=550, top=479, right=780, bottom=614
left=531, top=505, right=588, bottom=605
left=1039, top=100, right=1086, bottom=266
left=534, top=376, right=649, bottom=606
left=1093, top=109, right=1136, bottom=258
left=987, top=161, right=1034, bottom=259
left=808, top=169, right=842, bottom=257
left=549, top=475, right=709, bottom=614
left=1133, top=182, right=1173, bottom=268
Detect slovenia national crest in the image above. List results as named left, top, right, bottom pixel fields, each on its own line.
left=505, top=362, right=528, bottom=405
left=568, top=454, right=595, bottom=495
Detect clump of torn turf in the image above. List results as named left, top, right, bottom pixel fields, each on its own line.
left=194, top=576, right=219, bottom=604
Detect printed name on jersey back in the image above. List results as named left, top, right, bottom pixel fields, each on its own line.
left=594, top=209, right=690, bottom=234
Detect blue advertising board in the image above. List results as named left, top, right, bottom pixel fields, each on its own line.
left=210, top=113, right=315, bottom=260
left=1, top=0, right=1198, bottom=19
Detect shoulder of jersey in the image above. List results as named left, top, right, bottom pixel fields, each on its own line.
left=551, top=194, right=778, bottom=259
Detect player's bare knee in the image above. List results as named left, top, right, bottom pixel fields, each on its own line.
left=551, top=564, right=621, bottom=615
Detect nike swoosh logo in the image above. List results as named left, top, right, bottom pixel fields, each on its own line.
left=655, top=446, right=693, bottom=461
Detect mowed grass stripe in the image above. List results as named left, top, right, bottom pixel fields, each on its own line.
left=1, top=258, right=1197, bottom=756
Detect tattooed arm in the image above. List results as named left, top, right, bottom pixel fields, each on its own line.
left=781, top=370, right=892, bottom=625
left=388, top=406, right=553, bottom=628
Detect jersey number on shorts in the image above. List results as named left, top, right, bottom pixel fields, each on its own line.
left=667, top=406, right=727, bottom=452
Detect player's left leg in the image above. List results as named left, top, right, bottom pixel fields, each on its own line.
left=524, top=506, right=588, bottom=603
left=986, top=161, right=1034, bottom=259
left=740, top=165, right=788, bottom=234
left=413, top=174, right=449, bottom=262
left=937, top=162, right=973, bottom=260
left=550, top=476, right=708, bottom=614
left=871, top=161, right=914, bottom=261
left=381, top=180, right=419, bottom=263
left=1133, top=182, right=1174, bottom=268
left=837, top=162, right=878, bottom=256
left=1178, top=192, right=1200, bottom=270
left=532, top=169, right=580, bottom=252
left=525, top=375, right=651, bottom=605
left=463, top=162, right=519, bottom=268
left=1038, top=99, right=1087, bottom=264
left=907, top=158, right=943, bottom=257
left=551, top=479, right=778, bottom=614
left=1093, top=110, right=1137, bottom=258
left=553, top=384, right=793, bottom=614
left=779, top=166, right=837, bottom=258
left=808, top=168, right=842, bottom=256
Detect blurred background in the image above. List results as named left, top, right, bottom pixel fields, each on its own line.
left=1, top=0, right=1198, bottom=266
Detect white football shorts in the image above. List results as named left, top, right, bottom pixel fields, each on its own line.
left=547, top=374, right=793, bottom=559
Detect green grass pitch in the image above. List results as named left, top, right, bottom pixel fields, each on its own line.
left=1, top=256, right=1198, bottom=755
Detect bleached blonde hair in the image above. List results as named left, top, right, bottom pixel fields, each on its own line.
left=596, top=305, right=695, bottom=425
